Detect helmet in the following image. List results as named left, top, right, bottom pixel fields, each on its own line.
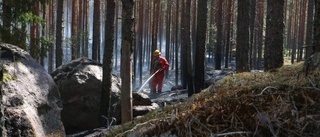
left=153, top=50, right=161, bottom=55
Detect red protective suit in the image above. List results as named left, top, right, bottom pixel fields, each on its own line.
left=151, top=56, right=169, bottom=93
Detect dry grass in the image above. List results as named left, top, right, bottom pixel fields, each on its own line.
left=106, top=62, right=320, bottom=137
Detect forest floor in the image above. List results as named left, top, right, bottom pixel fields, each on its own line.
left=105, top=60, right=320, bottom=137
left=131, top=61, right=236, bottom=106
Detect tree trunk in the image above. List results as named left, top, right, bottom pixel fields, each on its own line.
left=208, top=0, right=215, bottom=65
left=114, top=1, right=120, bottom=71
left=191, top=0, right=197, bottom=61
left=249, top=0, right=256, bottom=69
left=92, top=0, right=101, bottom=61
left=56, top=0, right=64, bottom=68
left=257, top=0, right=264, bottom=70
left=194, top=0, right=207, bottom=93
left=30, top=1, right=39, bottom=61
left=2, top=0, right=11, bottom=43
left=225, top=0, right=232, bottom=69
left=291, top=0, right=298, bottom=64
left=159, top=4, right=164, bottom=50
left=78, top=0, right=83, bottom=57
left=152, top=0, right=160, bottom=52
left=145, top=1, right=151, bottom=70
left=305, top=0, right=314, bottom=59
left=48, top=0, right=55, bottom=72
left=101, top=0, right=115, bottom=127
left=40, top=3, right=47, bottom=66
left=133, top=0, right=138, bottom=88
left=297, top=0, right=307, bottom=62
left=72, top=0, right=79, bottom=60
left=83, top=0, right=89, bottom=57
left=180, top=0, right=193, bottom=92
left=236, top=0, right=250, bottom=72
left=184, top=0, right=194, bottom=96
left=181, top=0, right=187, bottom=89
left=165, top=0, right=172, bottom=78
left=138, top=0, right=145, bottom=86
left=286, top=2, right=293, bottom=58
left=175, top=0, right=180, bottom=86
left=215, top=0, right=222, bottom=70
left=264, top=0, right=284, bottom=71
left=313, top=0, right=320, bottom=52
left=121, top=0, right=134, bottom=123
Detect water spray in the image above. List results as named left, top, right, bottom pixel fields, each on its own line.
left=137, top=69, right=160, bottom=93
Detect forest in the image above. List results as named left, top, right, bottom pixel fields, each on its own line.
left=1, top=0, right=320, bottom=128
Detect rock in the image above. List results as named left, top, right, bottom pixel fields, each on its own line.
left=133, top=103, right=159, bottom=117
left=52, top=58, right=156, bottom=135
left=132, top=92, right=152, bottom=106
left=51, top=57, right=122, bottom=134
left=0, top=43, right=65, bottom=137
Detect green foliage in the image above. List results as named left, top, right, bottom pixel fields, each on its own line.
left=18, top=12, right=45, bottom=26
left=0, top=0, right=48, bottom=53
left=39, top=35, right=54, bottom=58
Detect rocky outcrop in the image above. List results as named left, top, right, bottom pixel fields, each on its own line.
left=51, top=58, right=161, bottom=135
left=51, top=58, right=122, bottom=134
left=0, top=43, right=65, bottom=137
left=132, top=92, right=159, bottom=117
left=132, top=92, right=152, bottom=106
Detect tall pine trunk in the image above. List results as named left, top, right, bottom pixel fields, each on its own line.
left=313, top=0, right=320, bottom=52
left=215, top=0, right=222, bottom=70
left=92, top=0, right=101, bottom=61
left=305, top=0, right=314, bottom=58
left=194, top=0, right=207, bottom=93
left=264, top=0, right=284, bottom=71
left=71, top=0, right=79, bottom=60
left=2, top=0, right=11, bottom=43
left=138, top=0, right=145, bottom=86
left=175, top=0, right=180, bottom=86
left=180, top=0, right=187, bottom=89
left=56, top=0, right=64, bottom=67
left=48, top=0, right=55, bottom=72
left=30, top=1, right=39, bottom=60
left=236, top=0, right=250, bottom=72
left=101, top=0, right=115, bottom=127
left=297, top=0, right=307, bottom=61
left=249, top=0, right=256, bottom=69
left=225, top=0, right=232, bottom=69
left=121, top=0, right=134, bottom=123
left=257, top=0, right=264, bottom=69
left=165, top=0, right=172, bottom=78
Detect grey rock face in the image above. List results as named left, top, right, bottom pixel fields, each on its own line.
left=0, top=43, right=65, bottom=137
left=52, top=58, right=161, bottom=135
left=51, top=58, right=122, bottom=134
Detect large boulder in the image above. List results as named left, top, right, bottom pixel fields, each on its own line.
left=51, top=58, right=122, bottom=134
left=132, top=92, right=159, bottom=117
left=51, top=58, right=160, bottom=135
left=0, top=43, right=65, bottom=136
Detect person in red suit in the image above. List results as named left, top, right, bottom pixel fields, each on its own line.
left=151, top=50, right=169, bottom=93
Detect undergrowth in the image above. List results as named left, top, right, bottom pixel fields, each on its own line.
left=105, top=62, right=320, bottom=137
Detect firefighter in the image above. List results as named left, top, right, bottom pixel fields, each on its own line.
left=151, top=50, right=169, bottom=93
